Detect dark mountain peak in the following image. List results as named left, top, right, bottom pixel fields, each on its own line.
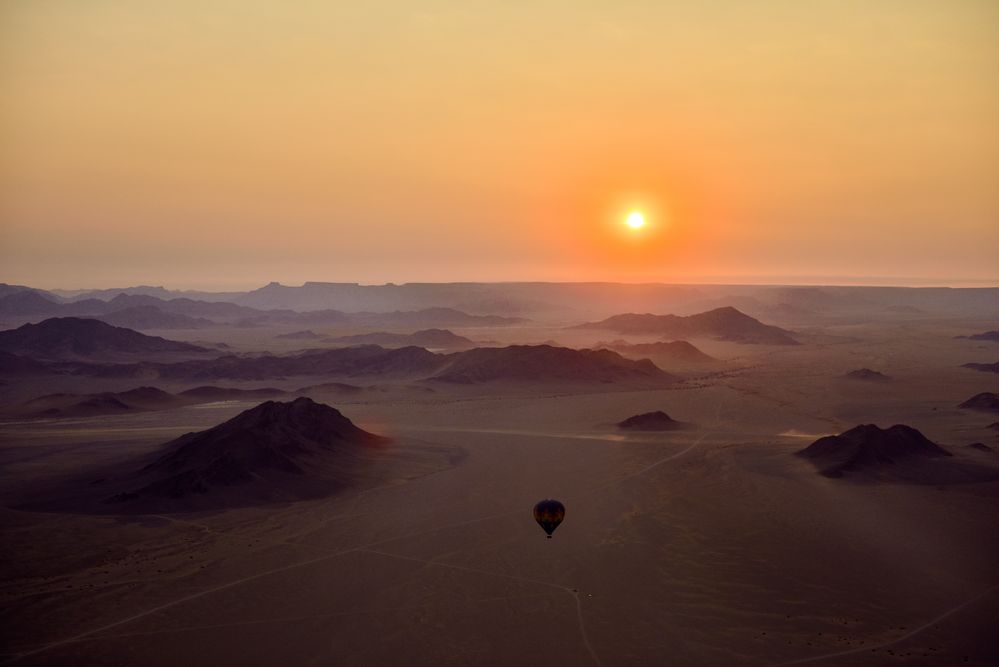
left=190, top=396, right=371, bottom=440
left=958, top=392, right=999, bottom=412
left=617, top=411, right=683, bottom=431
left=798, top=423, right=951, bottom=478
left=104, top=398, right=387, bottom=506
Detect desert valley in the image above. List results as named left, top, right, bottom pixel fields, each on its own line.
left=1, top=281, right=997, bottom=666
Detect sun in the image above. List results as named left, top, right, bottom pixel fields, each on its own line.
left=625, top=210, right=646, bottom=229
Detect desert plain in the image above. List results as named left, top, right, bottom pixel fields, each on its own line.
left=1, top=283, right=997, bottom=666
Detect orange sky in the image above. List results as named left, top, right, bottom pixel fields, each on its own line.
left=2, top=1, right=997, bottom=289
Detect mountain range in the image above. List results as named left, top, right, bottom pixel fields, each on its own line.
left=0, top=318, right=209, bottom=361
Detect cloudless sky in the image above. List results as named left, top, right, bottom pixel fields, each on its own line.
left=2, top=1, right=997, bottom=289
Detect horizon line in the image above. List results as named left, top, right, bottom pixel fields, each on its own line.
left=16, top=276, right=999, bottom=293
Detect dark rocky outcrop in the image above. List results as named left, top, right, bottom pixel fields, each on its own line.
left=963, top=361, right=999, bottom=373
left=844, top=368, right=891, bottom=382
left=104, top=398, right=388, bottom=509
left=617, top=411, right=684, bottom=431
left=958, top=392, right=999, bottom=412
left=797, top=424, right=951, bottom=479
left=575, top=307, right=798, bottom=345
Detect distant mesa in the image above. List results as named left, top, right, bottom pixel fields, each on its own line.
left=617, top=410, right=685, bottom=431
left=797, top=424, right=951, bottom=478
left=962, top=361, right=999, bottom=373
left=843, top=368, right=891, bottom=382
left=428, top=345, right=675, bottom=387
left=956, top=331, right=999, bottom=342
left=958, top=392, right=999, bottom=412
left=0, top=317, right=209, bottom=361
left=599, top=339, right=716, bottom=362
left=968, top=442, right=994, bottom=453
left=328, top=328, right=476, bottom=349
left=574, top=307, right=798, bottom=345
left=275, top=330, right=325, bottom=340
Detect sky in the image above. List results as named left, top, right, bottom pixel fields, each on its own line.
left=2, top=1, right=997, bottom=290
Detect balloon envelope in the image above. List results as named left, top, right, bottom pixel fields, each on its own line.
left=533, top=499, right=565, bottom=538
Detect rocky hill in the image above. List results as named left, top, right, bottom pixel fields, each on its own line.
left=0, top=318, right=209, bottom=361
left=575, top=307, right=798, bottom=345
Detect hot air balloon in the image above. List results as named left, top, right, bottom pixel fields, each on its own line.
left=533, top=499, right=565, bottom=538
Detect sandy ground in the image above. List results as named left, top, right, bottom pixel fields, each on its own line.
left=1, top=317, right=998, bottom=666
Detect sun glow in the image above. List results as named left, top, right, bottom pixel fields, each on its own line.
left=625, top=211, right=646, bottom=229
